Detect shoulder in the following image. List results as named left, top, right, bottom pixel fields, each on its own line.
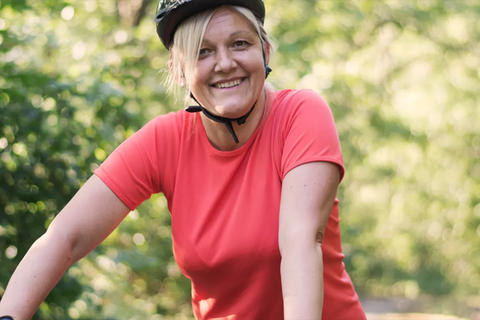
left=273, top=88, right=330, bottom=112
left=112, top=109, right=188, bottom=165
left=271, top=89, right=333, bottom=125
left=143, top=109, right=186, bottom=131
left=133, top=109, right=187, bottom=142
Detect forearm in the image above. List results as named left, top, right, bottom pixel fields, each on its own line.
left=281, top=239, right=324, bottom=320
left=0, top=232, right=74, bottom=320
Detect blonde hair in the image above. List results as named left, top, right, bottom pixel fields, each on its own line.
left=167, top=5, right=273, bottom=102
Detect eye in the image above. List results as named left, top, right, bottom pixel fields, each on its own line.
left=199, top=47, right=212, bottom=58
left=232, top=40, right=249, bottom=49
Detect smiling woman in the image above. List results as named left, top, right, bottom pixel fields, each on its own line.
left=0, top=1, right=366, bottom=320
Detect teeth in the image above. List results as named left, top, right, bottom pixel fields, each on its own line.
left=215, top=79, right=242, bottom=88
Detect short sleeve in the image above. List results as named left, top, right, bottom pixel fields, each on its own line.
left=280, top=89, right=344, bottom=181
left=94, top=112, right=181, bottom=210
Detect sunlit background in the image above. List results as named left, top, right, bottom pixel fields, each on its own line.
left=1, top=0, right=479, bottom=319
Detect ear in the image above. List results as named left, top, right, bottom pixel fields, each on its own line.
left=262, top=41, right=271, bottom=65
left=178, top=73, right=186, bottom=87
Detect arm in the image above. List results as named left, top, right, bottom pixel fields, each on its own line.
left=279, top=162, right=340, bottom=320
left=0, top=174, right=130, bottom=320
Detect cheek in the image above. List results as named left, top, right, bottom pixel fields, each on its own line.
left=187, top=73, right=201, bottom=94
left=245, top=53, right=266, bottom=75
left=190, top=63, right=210, bottom=88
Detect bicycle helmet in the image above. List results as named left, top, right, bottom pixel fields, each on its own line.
left=155, top=0, right=265, bottom=49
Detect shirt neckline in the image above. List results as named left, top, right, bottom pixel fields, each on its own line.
left=196, top=88, right=278, bottom=157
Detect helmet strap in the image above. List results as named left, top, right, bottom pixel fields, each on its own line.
left=186, top=94, right=256, bottom=144
left=260, top=42, right=272, bottom=79
left=262, top=47, right=272, bottom=78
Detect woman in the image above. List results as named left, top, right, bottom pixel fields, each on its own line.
left=0, top=0, right=366, bottom=319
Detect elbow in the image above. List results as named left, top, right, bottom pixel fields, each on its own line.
left=25, top=231, right=75, bottom=271
left=315, top=230, right=324, bottom=244
left=41, top=225, right=76, bottom=265
left=279, top=226, right=324, bottom=259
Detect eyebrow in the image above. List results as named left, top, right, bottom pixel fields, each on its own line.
left=201, top=30, right=257, bottom=46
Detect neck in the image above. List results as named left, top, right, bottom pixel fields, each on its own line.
left=201, top=87, right=269, bottom=151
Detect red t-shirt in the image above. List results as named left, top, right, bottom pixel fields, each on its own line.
left=95, top=89, right=366, bottom=319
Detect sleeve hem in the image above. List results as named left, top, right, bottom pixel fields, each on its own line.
left=281, top=157, right=345, bottom=183
left=94, top=169, right=137, bottom=211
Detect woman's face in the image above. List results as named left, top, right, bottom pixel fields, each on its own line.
left=189, top=7, right=267, bottom=118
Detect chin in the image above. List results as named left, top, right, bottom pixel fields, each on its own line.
left=215, top=103, right=252, bottom=118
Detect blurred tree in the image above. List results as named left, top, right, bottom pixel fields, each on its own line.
left=117, top=0, right=151, bottom=26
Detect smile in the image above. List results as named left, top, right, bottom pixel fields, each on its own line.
left=213, top=78, right=243, bottom=89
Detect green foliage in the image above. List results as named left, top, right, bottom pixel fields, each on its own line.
left=1, top=0, right=479, bottom=318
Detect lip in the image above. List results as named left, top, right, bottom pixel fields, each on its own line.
left=210, top=77, right=246, bottom=89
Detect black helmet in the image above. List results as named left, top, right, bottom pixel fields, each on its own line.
left=155, top=0, right=265, bottom=49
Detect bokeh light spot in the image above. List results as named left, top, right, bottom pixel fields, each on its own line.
left=42, top=97, right=56, bottom=111
left=85, top=0, right=98, bottom=12
left=61, top=6, right=75, bottom=21
left=72, top=42, right=87, bottom=60
left=94, top=148, right=107, bottom=161
left=12, top=142, right=27, bottom=157
left=133, top=233, right=145, bottom=246
left=0, top=137, right=8, bottom=150
left=5, top=245, right=18, bottom=259
left=114, top=30, right=128, bottom=44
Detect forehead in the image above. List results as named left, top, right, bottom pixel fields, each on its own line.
left=203, top=7, right=257, bottom=40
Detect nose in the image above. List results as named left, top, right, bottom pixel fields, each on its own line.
left=214, top=48, right=236, bottom=73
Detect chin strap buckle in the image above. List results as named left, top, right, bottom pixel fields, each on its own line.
left=185, top=103, right=256, bottom=144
